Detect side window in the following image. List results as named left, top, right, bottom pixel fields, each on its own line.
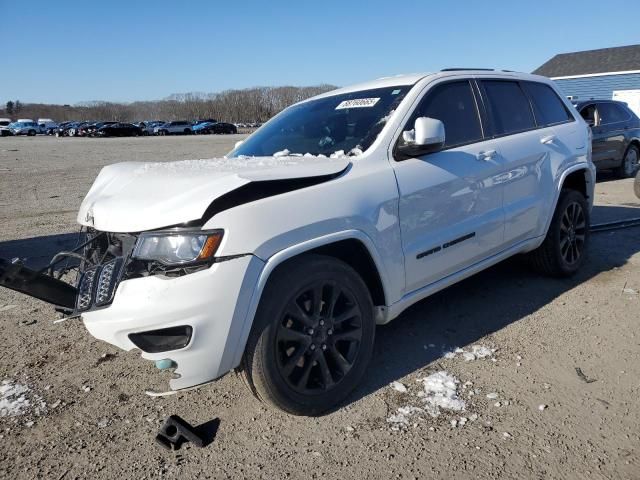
left=579, top=104, right=599, bottom=125
left=522, top=82, right=573, bottom=126
left=481, top=80, right=536, bottom=135
left=407, top=80, right=483, bottom=148
left=597, top=103, right=629, bottom=124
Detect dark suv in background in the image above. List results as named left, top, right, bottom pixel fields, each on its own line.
left=574, top=100, right=640, bottom=178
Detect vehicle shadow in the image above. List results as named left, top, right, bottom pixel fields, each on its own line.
left=0, top=232, right=82, bottom=271
left=347, top=204, right=640, bottom=409
left=595, top=170, right=638, bottom=184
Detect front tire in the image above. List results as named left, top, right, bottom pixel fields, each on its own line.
left=616, top=144, right=639, bottom=178
left=528, top=189, right=590, bottom=277
left=241, top=254, right=375, bottom=416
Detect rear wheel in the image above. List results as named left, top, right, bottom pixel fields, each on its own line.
left=28, top=129, right=36, bottom=136
left=241, top=254, right=375, bottom=416
left=528, top=189, right=589, bottom=277
left=616, top=145, right=639, bottom=178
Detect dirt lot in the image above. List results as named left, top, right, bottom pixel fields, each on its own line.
left=1, top=135, right=639, bottom=479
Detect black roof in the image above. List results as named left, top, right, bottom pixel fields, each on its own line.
left=533, top=44, right=640, bottom=78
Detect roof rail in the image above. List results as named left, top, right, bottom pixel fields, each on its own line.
left=440, top=68, right=495, bottom=72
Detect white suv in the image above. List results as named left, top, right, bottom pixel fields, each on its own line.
left=4, top=70, right=595, bottom=415
left=153, top=121, right=193, bottom=135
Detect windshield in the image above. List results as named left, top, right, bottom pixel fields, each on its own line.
left=229, top=85, right=412, bottom=158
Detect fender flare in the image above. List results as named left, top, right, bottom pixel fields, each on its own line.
left=229, top=229, right=390, bottom=369
left=540, top=162, right=595, bottom=240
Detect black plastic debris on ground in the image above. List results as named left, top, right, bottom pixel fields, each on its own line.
left=155, top=415, right=219, bottom=451
left=575, top=367, right=597, bottom=384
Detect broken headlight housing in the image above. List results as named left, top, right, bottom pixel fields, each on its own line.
left=132, top=230, right=223, bottom=266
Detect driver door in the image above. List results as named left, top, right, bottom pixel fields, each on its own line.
left=392, top=80, right=505, bottom=293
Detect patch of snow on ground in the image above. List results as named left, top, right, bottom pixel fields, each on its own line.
left=0, top=379, right=46, bottom=418
left=390, top=381, right=408, bottom=393
left=443, top=345, right=496, bottom=361
left=418, top=371, right=466, bottom=417
left=387, top=406, right=423, bottom=430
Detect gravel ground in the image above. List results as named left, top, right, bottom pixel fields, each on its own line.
left=1, top=136, right=639, bottom=479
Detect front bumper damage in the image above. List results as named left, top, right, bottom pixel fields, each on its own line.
left=0, top=229, right=265, bottom=392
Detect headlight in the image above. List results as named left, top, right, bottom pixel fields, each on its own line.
left=132, top=230, right=223, bottom=265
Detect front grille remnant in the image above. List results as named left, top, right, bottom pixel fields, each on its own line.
left=95, top=258, right=124, bottom=307
left=76, top=258, right=124, bottom=312
left=76, top=266, right=99, bottom=311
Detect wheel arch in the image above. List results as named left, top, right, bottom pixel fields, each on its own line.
left=540, top=164, right=594, bottom=241
left=624, top=139, right=640, bottom=163
left=230, top=230, right=390, bottom=369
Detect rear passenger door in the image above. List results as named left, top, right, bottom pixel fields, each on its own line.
left=592, top=102, right=629, bottom=167
left=478, top=79, right=572, bottom=245
left=392, top=79, right=505, bottom=293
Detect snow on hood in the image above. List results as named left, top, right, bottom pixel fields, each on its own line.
left=77, top=155, right=350, bottom=232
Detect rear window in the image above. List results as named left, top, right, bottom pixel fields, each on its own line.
left=597, top=103, right=630, bottom=124
left=482, top=80, right=536, bottom=136
left=522, top=82, right=573, bottom=126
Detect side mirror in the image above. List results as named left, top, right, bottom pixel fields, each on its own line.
left=396, top=117, right=445, bottom=159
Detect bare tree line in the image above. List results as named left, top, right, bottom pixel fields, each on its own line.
left=1, top=85, right=337, bottom=123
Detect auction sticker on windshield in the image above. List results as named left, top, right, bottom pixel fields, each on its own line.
left=335, top=98, right=380, bottom=109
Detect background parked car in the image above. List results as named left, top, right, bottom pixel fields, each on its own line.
left=80, top=122, right=116, bottom=137
left=9, top=121, right=39, bottom=136
left=192, top=121, right=216, bottom=134
left=197, top=121, right=238, bottom=134
left=137, top=120, right=164, bottom=136
left=37, top=119, right=58, bottom=134
left=95, top=122, right=143, bottom=137
left=54, top=122, right=82, bottom=137
left=574, top=100, right=640, bottom=177
left=66, top=122, right=92, bottom=137
left=153, top=121, right=192, bottom=135
left=0, top=120, right=12, bottom=137
left=0, top=118, right=12, bottom=136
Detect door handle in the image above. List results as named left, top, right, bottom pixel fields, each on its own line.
left=477, top=149, right=496, bottom=160
left=540, top=135, right=556, bottom=145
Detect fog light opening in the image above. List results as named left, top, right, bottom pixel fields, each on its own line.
left=129, top=325, right=193, bottom=353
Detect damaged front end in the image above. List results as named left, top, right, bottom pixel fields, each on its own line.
left=1, top=228, right=224, bottom=315
left=1, top=226, right=257, bottom=393
left=0, top=229, right=138, bottom=315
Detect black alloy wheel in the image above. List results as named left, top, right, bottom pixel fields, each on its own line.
left=275, top=280, right=363, bottom=394
left=528, top=188, right=590, bottom=277
left=241, top=254, right=375, bottom=416
left=559, top=200, right=587, bottom=266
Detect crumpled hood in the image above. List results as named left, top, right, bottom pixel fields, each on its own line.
left=77, top=156, right=350, bottom=232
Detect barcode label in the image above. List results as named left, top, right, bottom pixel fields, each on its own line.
left=335, top=98, right=380, bottom=109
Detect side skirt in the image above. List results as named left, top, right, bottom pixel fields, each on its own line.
left=381, top=236, right=543, bottom=324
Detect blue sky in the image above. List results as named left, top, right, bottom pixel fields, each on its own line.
left=1, top=0, right=638, bottom=105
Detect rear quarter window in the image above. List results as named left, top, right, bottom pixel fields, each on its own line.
left=481, top=80, right=536, bottom=136
left=522, top=82, right=573, bottom=126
